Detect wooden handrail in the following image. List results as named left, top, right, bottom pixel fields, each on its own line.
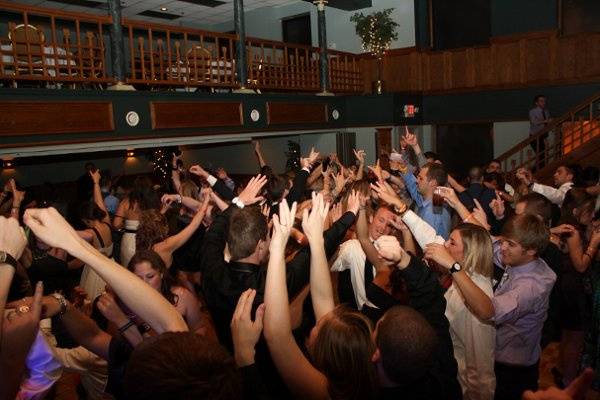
left=496, top=91, right=600, bottom=163
left=122, top=18, right=238, bottom=41
left=0, top=0, right=112, bottom=23
left=245, top=36, right=319, bottom=52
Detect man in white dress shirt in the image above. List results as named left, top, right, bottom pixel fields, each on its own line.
left=517, top=164, right=577, bottom=207
left=330, top=206, right=396, bottom=310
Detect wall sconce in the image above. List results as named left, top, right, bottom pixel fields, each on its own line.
left=126, top=150, right=135, bottom=158
left=1, top=159, right=14, bottom=169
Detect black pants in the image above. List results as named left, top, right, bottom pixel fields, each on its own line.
left=494, top=360, right=539, bottom=400
left=530, top=133, right=548, bottom=169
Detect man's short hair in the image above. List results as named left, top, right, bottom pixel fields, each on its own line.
left=376, top=306, right=437, bottom=384
left=423, top=151, right=440, bottom=162
left=266, top=174, right=288, bottom=203
left=468, top=166, right=484, bottom=182
left=227, top=206, right=268, bottom=261
left=502, top=213, right=549, bottom=255
left=559, top=163, right=582, bottom=186
left=424, top=162, right=448, bottom=186
left=125, top=332, right=241, bottom=400
left=517, top=192, right=553, bottom=224
left=533, top=94, right=546, bottom=104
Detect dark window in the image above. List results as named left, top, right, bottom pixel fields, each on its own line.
left=435, top=123, right=494, bottom=178
left=282, top=14, right=311, bottom=46
left=562, top=0, right=600, bottom=35
left=432, top=0, right=491, bottom=50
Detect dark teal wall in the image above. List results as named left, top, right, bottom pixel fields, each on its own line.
left=490, top=0, right=558, bottom=36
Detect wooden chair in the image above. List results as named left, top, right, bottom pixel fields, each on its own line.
left=185, top=45, right=212, bottom=83
left=8, top=23, right=46, bottom=76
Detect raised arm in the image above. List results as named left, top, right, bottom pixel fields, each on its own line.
left=562, top=225, right=600, bottom=273
left=90, top=170, right=111, bottom=224
left=424, top=243, right=495, bottom=320
left=403, top=127, right=426, bottom=167
left=154, top=192, right=210, bottom=255
left=252, top=140, right=268, bottom=169
left=303, top=192, right=334, bottom=320
left=353, top=149, right=366, bottom=181
left=263, top=199, right=328, bottom=400
left=23, top=207, right=188, bottom=334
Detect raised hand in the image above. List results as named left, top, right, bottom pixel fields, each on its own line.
left=550, top=224, right=577, bottom=236
left=89, top=169, right=101, bottom=185
left=237, top=175, right=268, bottom=206
left=333, top=169, right=349, bottom=192
left=489, top=191, right=506, bottom=220
left=188, top=164, right=209, bottom=179
left=231, top=289, right=265, bottom=367
left=389, top=215, right=410, bottom=232
left=252, top=140, right=260, bottom=152
left=516, top=168, right=533, bottom=186
left=0, top=216, right=27, bottom=260
left=368, top=159, right=384, bottom=182
left=346, top=190, right=361, bottom=215
left=216, top=167, right=228, bottom=180
left=353, top=149, right=366, bottom=164
left=329, top=202, right=343, bottom=224
left=301, top=147, right=320, bottom=169
left=370, top=180, right=405, bottom=212
left=424, top=243, right=456, bottom=270
left=23, top=208, right=85, bottom=256
left=161, top=194, right=178, bottom=207
left=436, top=186, right=461, bottom=209
left=9, top=179, right=25, bottom=208
left=472, top=199, right=490, bottom=230
left=375, top=235, right=406, bottom=265
left=301, top=192, right=330, bottom=244
left=270, top=199, right=297, bottom=252
left=403, top=126, right=418, bottom=147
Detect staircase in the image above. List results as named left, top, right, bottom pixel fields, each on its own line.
left=496, top=92, right=600, bottom=183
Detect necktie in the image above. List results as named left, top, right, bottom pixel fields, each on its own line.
left=496, top=269, right=510, bottom=291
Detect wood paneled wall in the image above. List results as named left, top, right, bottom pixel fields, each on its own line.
left=361, top=30, right=600, bottom=94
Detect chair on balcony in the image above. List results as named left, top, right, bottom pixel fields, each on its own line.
left=7, top=23, right=46, bottom=78
left=184, top=45, right=212, bottom=84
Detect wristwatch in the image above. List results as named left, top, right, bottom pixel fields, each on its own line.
left=449, top=262, right=462, bottom=274
left=50, top=293, right=68, bottom=316
left=0, top=251, right=18, bottom=271
left=393, top=201, right=408, bottom=216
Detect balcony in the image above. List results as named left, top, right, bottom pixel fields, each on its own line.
left=0, top=1, right=364, bottom=93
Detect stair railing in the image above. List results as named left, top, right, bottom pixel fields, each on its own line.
left=497, top=92, right=600, bottom=175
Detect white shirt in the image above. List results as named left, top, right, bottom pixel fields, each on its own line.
left=402, top=210, right=445, bottom=249
left=331, top=239, right=377, bottom=309
left=445, top=274, right=496, bottom=400
left=531, top=181, right=573, bottom=206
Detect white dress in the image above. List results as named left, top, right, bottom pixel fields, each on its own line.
left=445, top=272, right=496, bottom=400
left=120, top=219, right=139, bottom=268
left=80, top=235, right=114, bottom=301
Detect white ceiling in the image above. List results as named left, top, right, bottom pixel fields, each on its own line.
left=13, top=0, right=301, bottom=28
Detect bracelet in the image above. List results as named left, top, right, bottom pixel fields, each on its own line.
left=118, top=320, right=135, bottom=334
left=232, top=197, right=245, bottom=209
left=176, top=194, right=182, bottom=204
left=51, top=293, right=68, bottom=317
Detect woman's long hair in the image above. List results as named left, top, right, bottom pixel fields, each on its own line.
left=136, top=209, right=169, bottom=251
left=129, top=176, right=160, bottom=211
left=310, top=306, right=378, bottom=400
left=128, top=249, right=178, bottom=305
left=454, top=223, right=494, bottom=279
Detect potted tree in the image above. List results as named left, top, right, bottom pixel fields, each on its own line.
left=350, top=8, right=399, bottom=94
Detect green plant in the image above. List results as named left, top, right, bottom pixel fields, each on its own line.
left=350, top=8, right=399, bottom=56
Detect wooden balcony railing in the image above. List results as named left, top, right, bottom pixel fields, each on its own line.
left=328, top=49, right=362, bottom=93
left=367, top=30, right=600, bottom=93
left=246, top=37, right=320, bottom=91
left=0, top=1, right=112, bottom=85
left=496, top=92, right=600, bottom=174
left=123, top=19, right=238, bottom=88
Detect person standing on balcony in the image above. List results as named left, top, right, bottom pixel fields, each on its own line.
left=529, top=95, right=552, bottom=168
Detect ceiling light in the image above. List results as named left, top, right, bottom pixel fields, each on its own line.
left=160, top=6, right=168, bottom=11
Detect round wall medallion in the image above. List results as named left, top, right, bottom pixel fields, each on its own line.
left=125, top=111, right=140, bottom=127
left=250, top=109, right=260, bottom=122
left=332, top=109, right=340, bottom=120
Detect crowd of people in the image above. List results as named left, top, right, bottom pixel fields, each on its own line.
left=1, top=131, right=599, bottom=400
